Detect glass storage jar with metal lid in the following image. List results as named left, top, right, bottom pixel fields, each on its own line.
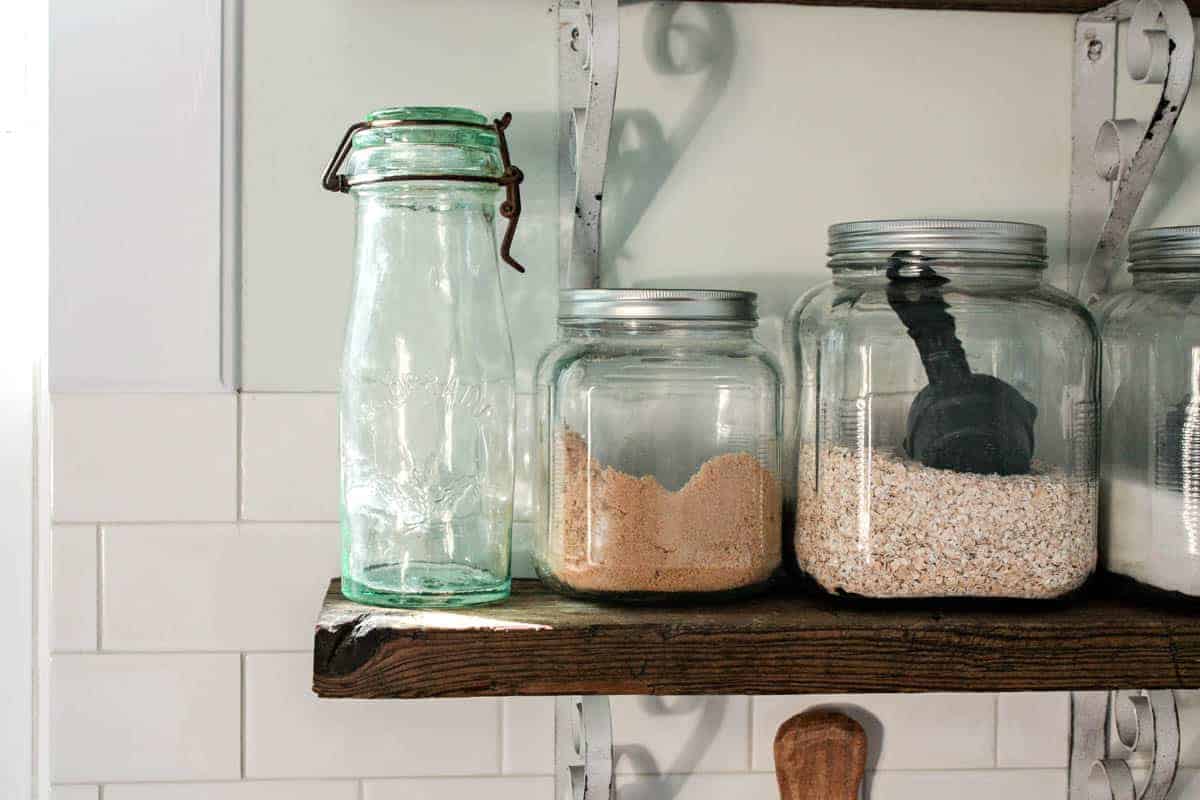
left=1098, top=226, right=1200, bottom=598
left=788, top=219, right=1099, bottom=599
left=534, top=289, right=783, bottom=601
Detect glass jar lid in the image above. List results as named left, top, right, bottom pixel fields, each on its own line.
left=321, top=106, right=527, bottom=273
left=828, top=219, right=1047, bottom=262
left=1128, top=226, right=1200, bottom=270
left=337, top=106, right=506, bottom=185
left=558, top=289, right=758, bottom=322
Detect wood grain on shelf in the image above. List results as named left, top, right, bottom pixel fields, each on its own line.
left=313, top=578, right=1200, bottom=698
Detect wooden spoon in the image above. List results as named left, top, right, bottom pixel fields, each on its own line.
left=774, top=710, right=868, bottom=800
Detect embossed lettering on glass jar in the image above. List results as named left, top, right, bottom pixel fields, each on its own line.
left=534, top=290, right=783, bottom=602
left=789, top=220, right=1099, bottom=599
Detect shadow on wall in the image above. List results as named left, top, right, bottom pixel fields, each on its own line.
left=602, top=2, right=735, bottom=274
left=613, top=696, right=729, bottom=800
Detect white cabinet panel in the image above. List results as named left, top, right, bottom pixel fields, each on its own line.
left=50, top=0, right=227, bottom=391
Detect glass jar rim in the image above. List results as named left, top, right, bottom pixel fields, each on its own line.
left=350, top=106, right=499, bottom=150
left=827, top=219, right=1048, bottom=265
left=558, top=289, right=758, bottom=322
left=342, top=105, right=506, bottom=184
left=1128, top=226, right=1200, bottom=272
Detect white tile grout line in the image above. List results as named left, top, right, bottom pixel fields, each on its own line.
left=993, top=693, right=1000, bottom=767
left=94, top=523, right=102, bottom=652
left=746, top=695, right=754, bottom=772
left=498, top=696, right=506, bottom=774
left=240, top=652, right=247, bottom=779
left=96, top=523, right=103, bottom=652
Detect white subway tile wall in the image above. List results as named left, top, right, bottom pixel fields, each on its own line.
left=101, top=523, right=339, bottom=651
left=866, top=769, right=1070, bottom=800
left=363, top=777, right=555, bottom=800
left=240, top=394, right=339, bottom=521
left=51, top=524, right=97, bottom=652
left=244, top=653, right=501, bottom=779
left=1182, top=690, right=1200, bottom=767
left=501, top=697, right=555, bottom=775
left=102, top=781, right=360, bottom=800
left=48, top=2, right=1200, bottom=799
left=51, top=654, right=241, bottom=783
left=52, top=393, right=237, bottom=522
left=50, top=787, right=98, bottom=800
left=997, top=692, right=1071, bottom=768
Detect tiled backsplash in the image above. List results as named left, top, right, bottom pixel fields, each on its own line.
left=49, top=392, right=1200, bottom=797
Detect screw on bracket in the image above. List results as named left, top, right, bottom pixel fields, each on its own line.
left=1087, top=37, right=1105, bottom=62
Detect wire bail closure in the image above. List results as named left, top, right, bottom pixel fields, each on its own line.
left=321, top=112, right=526, bottom=273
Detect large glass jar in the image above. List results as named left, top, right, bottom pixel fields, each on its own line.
left=1099, top=226, right=1200, bottom=598
left=534, top=290, right=783, bottom=601
left=789, top=220, right=1099, bottom=599
left=326, top=106, right=524, bottom=608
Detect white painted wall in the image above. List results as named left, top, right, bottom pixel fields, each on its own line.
left=47, top=2, right=1200, bottom=798
left=3, top=1, right=49, bottom=797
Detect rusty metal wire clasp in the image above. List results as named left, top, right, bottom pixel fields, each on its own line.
left=321, top=112, right=526, bottom=273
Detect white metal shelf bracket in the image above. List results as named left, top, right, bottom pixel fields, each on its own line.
left=1069, top=691, right=1181, bottom=800
left=1067, top=5, right=1192, bottom=790
left=556, top=695, right=615, bottom=800
left=1068, top=0, right=1195, bottom=303
left=558, top=0, right=619, bottom=289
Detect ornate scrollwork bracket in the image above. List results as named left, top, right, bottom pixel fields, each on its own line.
left=558, top=0, right=619, bottom=289
left=1069, top=691, right=1182, bottom=800
left=1068, top=0, right=1195, bottom=304
left=556, top=695, right=615, bottom=800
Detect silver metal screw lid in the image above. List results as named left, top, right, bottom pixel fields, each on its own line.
left=1128, top=226, right=1200, bottom=268
left=558, top=289, right=758, bottom=321
left=828, top=219, right=1048, bottom=261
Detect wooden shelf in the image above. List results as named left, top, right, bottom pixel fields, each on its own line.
left=313, top=578, right=1200, bottom=698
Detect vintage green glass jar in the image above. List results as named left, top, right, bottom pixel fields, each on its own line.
left=324, top=106, right=525, bottom=608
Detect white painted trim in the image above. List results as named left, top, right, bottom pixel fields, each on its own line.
left=0, top=0, right=49, bottom=796
left=49, top=0, right=231, bottom=394
left=222, top=0, right=243, bottom=390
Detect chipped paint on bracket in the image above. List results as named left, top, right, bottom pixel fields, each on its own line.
left=1068, top=0, right=1196, bottom=304
left=558, top=0, right=619, bottom=289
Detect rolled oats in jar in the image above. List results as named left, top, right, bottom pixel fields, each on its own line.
left=788, top=220, right=1099, bottom=599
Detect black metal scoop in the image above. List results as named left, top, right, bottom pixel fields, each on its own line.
left=886, top=258, right=1037, bottom=476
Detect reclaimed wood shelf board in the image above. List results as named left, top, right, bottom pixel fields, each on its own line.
left=313, top=578, right=1200, bottom=698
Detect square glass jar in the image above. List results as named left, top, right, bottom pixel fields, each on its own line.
left=534, top=289, right=784, bottom=602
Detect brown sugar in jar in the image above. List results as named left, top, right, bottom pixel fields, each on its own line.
left=540, top=429, right=782, bottom=597
left=533, top=289, right=784, bottom=601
